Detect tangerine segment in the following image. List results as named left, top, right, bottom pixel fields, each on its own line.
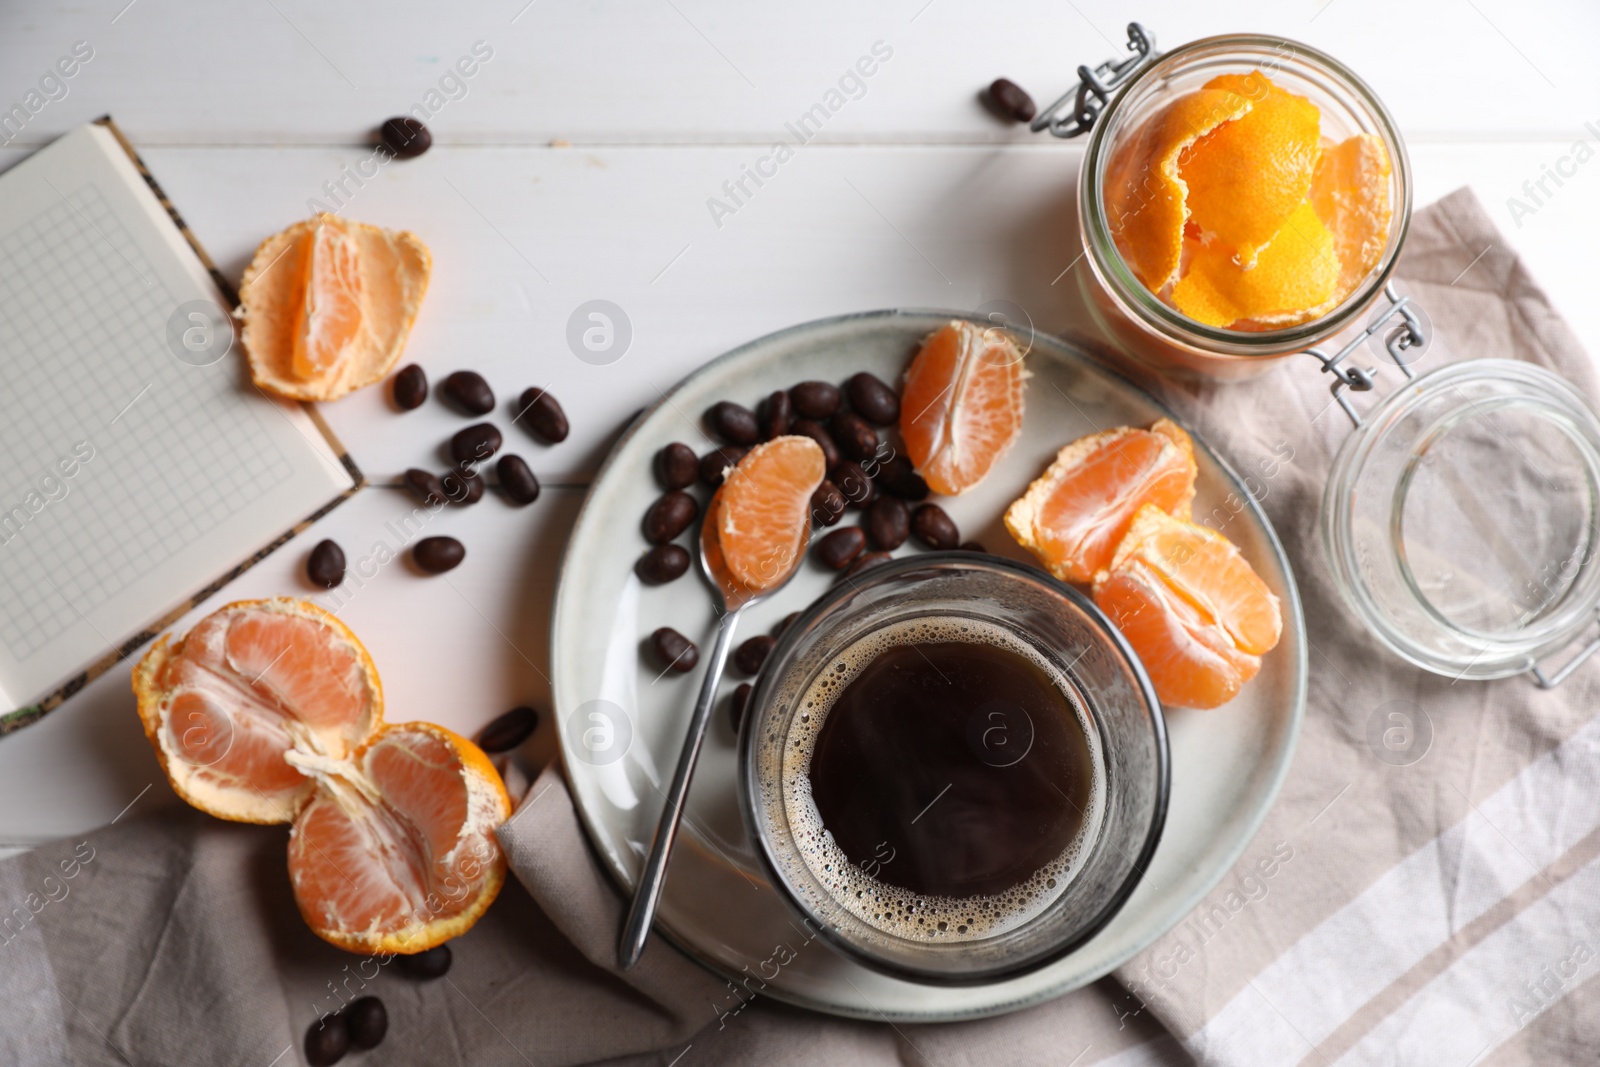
left=900, top=321, right=1027, bottom=496
left=1310, top=133, right=1394, bottom=304
left=1005, top=420, right=1197, bottom=584
left=1172, top=199, right=1340, bottom=328
left=133, top=599, right=381, bottom=824
left=713, top=435, right=827, bottom=592
left=1106, top=89, right=1255, bottom=291
left=287, top=723, right=510, bottom=955
left=241, top=213, right=431, bottom=402
left=1181, top=72, right=1322, bottom=268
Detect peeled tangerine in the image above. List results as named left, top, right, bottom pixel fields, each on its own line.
left=240, top=213, right=431, bottom=402
left=133, top=599, right=510, bottom=954
left=707, top=435, right=827, bottom=593
left=900, top=321, right=1027, bottom=496
left=1005, top=419, right=1197, bottom=584
left=1093, top=505, right=1282, bottom=709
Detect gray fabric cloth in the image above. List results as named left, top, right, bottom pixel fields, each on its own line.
left=4, top=189, right=1598, bottom=1066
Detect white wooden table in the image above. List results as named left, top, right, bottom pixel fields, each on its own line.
left=1, top=0, right=1597, bottom=851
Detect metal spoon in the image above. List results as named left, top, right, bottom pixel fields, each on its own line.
left=617, top=505, right=808, bottom=968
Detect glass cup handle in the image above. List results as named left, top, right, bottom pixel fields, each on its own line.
left=1301, top=283, right=1432, bottom=428
left=1031, top=23, right=1159, bottom=139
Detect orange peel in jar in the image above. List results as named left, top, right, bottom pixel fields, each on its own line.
left=1310, top=132, right=1395, bottom=305
left=1173, top=200, right=1340, bottom=328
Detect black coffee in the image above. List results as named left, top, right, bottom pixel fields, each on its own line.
left=806, top=633, right=1097, bottom=901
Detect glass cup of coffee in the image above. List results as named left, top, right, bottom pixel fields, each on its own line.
left=741, top=553, right=1170, bottom=984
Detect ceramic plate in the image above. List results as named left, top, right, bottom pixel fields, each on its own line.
left=550, top=310, right=1306, bottom=1021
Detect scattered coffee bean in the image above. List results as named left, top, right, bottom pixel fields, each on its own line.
left=403, top=468, right=448, bottom=507
left=450, top=423, right=503, bottom=464
left=651, top=627, right=699, bottom=673
left=841, top=551, right=893, bottom=581
left=441, top=371, right=495, bottom=416
left=867, top=497, right=910, bottom=551
left=380, top=116, right=432, bottom=158
left=959, top=540, right=987, bottom=553
left=774, top=611, right=801, bottom=636
left=846, top=372, right=900, bottom=426
left=397, top=943, right=452, bottom=980
left=733, top=635, right=776, bottom=676
left=497, top=454, right=540, bottom=505
left=441, top=468, right=485, bottom=506
left=346, top=996, right=388, bottom=1050
left=307, top=539, right=345, bottom=589
left=637, top=544, right=691, bottom=584
left=392, top=364, right=428, bottom=410
left=478, top=706, right=539, bottom=753
left=876, top=456, right=929, bottom=501
left=705, top=400, right=761, bottom=445
left=517, top=387, right=569, bottom=443
left=790, top=381, right=841, bottom=419
left=728, top=683, right=753, bottom=732
left=643, top=491, right=697, bottom=544
left=831, top=461, right=873, bottom=506
left=413, top=536, right=465, bottom=574
left=699, top=445, right=748, bottom=488
left=831, top=411, right=880, bottom=462
left=305, top=1013, right=350, bottom=1067
left=811, top=480, right=846, bottom=527
left=985, top=77, right=1037, bottom=123
left=791, top=418, right=841, bottom=469
left=655, top=442, right=699, bottom=490
left=911, top=503, right=961, bottom=550
left=814, top=526, right=867, bottom=570
left=760, top=390, right=793, bottom=440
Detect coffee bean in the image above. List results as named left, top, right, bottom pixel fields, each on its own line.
left=699, top=445, right=748, bottom=488
left=392, top=364, right=427, bottom=410
left=728, top=683, right=753, bottom=732
left=867, top=497, right=910, bottom=550
left=774, top=611, right=800, bottom=637
left=790, top=381, right=841, bottom=419
left=814, top=526, right=866, bottom=570
left=441, top=371, right=495, bottom=416
left=380, top=116, right=432, bottom=158
left=346, top=996, right=388, bottom=1050
left=651, top=627, right=699, bottom=672
left=450, top=423, right=502, bottom=464
left=655, top=442, right=698, bottom=490
left=518, top=387, right=569, bottom=443
left=307, top=539, right=345, bottom=589
left=959, top=540, right=987, bottom=553
left=760, top=390, right=793, bottom=440
left=441, top=468, right=485, bottom=506
left=478, top=706, right=539, bottom=753
left=497, top=454, right=540, bottom=505
left=791, top=419, right=841, bottom=469
left=397, top=943, right=452, bottom=980
left=831, top=411, right=880, bottom=462
left=811, top=480, right=846, bottom=527
left=831, top=461, right=873, bottom=506
left=876, top=456, right=929, bottom=501
left=305, top=1013, right=350, bottom=1067
left=705, top=400, right=761, bottom=445
left=985, top=78, right=1037, bottom=123
left=846, top=372, right=900, bottom=426
left=643, top=491, right=697, bottom=544
left=637, top=544, right=690, bottom=584
left=912, top=503, right=960, bottom=550
left=841, top=551, right=893, bottom=581
left=413, top=536, right=465, bottom=574
left=733, top=635, right=776, bottom=676
left=403, top=468, right=448, bottom=507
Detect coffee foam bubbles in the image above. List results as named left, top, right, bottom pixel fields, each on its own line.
left=765, top=616, right=1106, bottom=943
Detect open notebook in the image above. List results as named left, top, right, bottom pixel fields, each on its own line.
left=0, top=120, right=360, bottom=732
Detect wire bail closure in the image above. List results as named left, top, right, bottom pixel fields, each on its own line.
left=1303, top=283, right=1429, bottom=427
left=1031, top=23, right=1159, bottom=139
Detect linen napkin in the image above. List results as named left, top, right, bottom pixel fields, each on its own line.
left=2, top=189, right=1596, bottom=1067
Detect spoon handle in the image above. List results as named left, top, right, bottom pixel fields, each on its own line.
left=618, top=604, right=744, bottom=969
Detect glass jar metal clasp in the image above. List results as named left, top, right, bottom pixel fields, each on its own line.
left=1032, top=23, right=1158, bottom=139
left=1303, top=283, right=1430, bottom=427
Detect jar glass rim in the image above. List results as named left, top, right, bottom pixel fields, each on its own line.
left=1080, top=33, right=1414, bottom=356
